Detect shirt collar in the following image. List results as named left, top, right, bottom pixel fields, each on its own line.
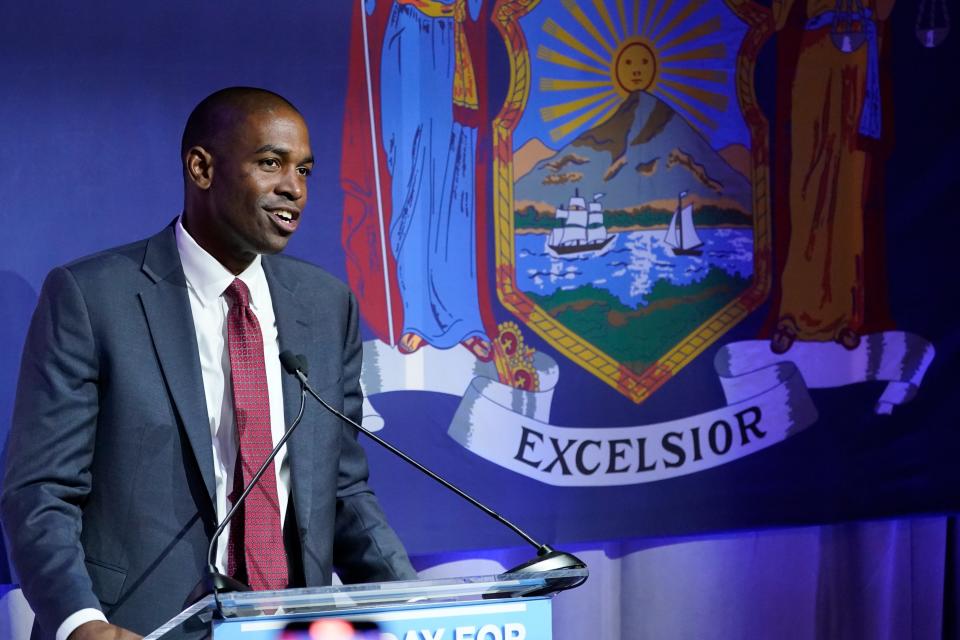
left=175, top=216, right=269, bottom=311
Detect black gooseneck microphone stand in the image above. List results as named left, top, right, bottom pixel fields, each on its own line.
left=186, top=350, right=587, bottom=612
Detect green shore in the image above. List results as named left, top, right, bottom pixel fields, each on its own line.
left=526, top=269, right=750, bottom=374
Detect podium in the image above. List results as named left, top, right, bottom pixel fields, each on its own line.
left=146, top=569, right=587, bottom=639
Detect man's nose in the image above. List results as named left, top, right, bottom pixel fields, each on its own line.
left=277, top=170, right=305, bottom=201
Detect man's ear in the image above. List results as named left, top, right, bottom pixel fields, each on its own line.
left=185, top=146, right=214, bottom=190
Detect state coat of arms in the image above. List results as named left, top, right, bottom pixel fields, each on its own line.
left=492, top=0, right=772, bottom=402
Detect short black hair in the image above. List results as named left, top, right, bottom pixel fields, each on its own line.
left=180, top=87, right=301, bottom=162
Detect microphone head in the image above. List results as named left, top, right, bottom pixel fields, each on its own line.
left=279, top=350, right=302, bottom=375
left=296, top=354, right=309, bottom=377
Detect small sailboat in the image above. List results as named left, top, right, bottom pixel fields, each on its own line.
left=664, top=191, right=703, bottom=256
left=547, top=190, right=616, bottom=257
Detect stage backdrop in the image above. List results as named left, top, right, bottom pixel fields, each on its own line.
left=0, top=0, right=956, bottom=575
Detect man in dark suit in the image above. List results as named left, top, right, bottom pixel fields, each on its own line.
left=1, top=87, right=415, bottom=640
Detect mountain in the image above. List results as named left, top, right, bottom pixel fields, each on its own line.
left=514, top=92, right=753, bottom=215
left=719, top=143, right=751, bottom=180
left=514, top=137, right=556, bottom=179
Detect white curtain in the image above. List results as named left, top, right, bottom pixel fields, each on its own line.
left=546, top=517, right=952, bottom=639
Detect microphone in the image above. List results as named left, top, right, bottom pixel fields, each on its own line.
left=279, top=350, right=587, bottom=588
left=184, top=371, right=308, bottom=612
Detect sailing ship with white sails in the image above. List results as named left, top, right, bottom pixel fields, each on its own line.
left=547, top=190, right=616, bottom=258
left=664, top=191, right=704, bottom=256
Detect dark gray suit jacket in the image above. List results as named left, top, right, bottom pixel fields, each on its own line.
left=1, top=224, right=415, bottom=638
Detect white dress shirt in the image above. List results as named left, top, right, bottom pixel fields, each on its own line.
left=57, top=218, right=291, bottom=640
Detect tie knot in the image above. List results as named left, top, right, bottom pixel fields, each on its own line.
left=224, top=278, right=251, bottom=309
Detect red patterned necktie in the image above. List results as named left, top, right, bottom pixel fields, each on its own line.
left=223, top=278, right=288, bottom=591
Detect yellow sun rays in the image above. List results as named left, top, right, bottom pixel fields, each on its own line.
left=537, top=0, right=732, bottom=142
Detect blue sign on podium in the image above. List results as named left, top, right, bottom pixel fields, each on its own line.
left=214, top=598, right=552, bottom=639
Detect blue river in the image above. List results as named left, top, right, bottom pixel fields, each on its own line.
left=516, top=228, right=754, bottom=309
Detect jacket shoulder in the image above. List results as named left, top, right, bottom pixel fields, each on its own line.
left=62, top=237, right=151, bottom=275
left=45, top=225, right=177, bottom=306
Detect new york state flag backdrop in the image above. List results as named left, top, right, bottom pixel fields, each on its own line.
left=335, top=0, right=953, bottom=555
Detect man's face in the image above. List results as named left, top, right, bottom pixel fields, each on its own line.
left=201, top=106, right=314, bottom=272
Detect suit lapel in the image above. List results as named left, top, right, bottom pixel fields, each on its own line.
left=138, top=226, right=217, bottom=501
left=263, top=256, right=317, bottom=529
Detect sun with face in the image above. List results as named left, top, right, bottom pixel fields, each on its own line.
left=613, top=38, right=658, bottom=93
left=535, top=0, right=732, bottom=142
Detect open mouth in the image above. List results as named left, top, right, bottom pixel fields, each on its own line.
left=267, top=208, right=300, bottom=228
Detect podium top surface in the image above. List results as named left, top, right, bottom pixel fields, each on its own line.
left=219, top=569, right=586, bottom=613
left=147, top=569, right=588, bottom=639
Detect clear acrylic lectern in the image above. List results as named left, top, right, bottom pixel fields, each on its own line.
left=145, top=569, right=588, bottom=639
